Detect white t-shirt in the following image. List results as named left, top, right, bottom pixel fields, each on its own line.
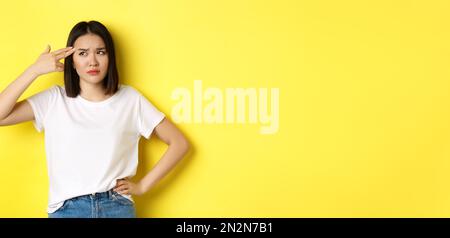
left=26, top=84, right=165, bottom=213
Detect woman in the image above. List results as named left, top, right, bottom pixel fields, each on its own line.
left=0, top=21, right=190, bottom=218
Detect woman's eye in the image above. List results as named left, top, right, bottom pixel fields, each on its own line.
left=98, top=51, right=106, bottom=55
left=79, top=52, right=87, bottom=56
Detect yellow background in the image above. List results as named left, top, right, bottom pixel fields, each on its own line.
left=1, top=0, right=450, bottom=217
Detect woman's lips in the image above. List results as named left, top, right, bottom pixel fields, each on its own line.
left=87, top=70, right=100, bottom=75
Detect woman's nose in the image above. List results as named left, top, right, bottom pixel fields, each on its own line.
left=88, top=55, right=99, bottom=67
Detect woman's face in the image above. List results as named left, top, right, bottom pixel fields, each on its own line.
left=72, top=34, right=109, bottom=85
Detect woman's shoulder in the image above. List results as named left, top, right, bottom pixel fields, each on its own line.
left=43, top=84, right=65, bottom=96
left=51, top=84, right=70, bottom=98
left=119, top=84, right=145, bottom=98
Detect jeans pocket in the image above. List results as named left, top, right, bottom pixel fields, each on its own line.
left=53, top=199, right=72, bottom=213
left=112, top=192, right=134, bottom=206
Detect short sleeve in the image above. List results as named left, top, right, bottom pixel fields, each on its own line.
left=137, top=93, right=165, bottom=139
left=26, top=86, right=59, bottom=132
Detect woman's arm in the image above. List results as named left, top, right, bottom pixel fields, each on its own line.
left=114, top=118, right=190, bottom=195
left=0, top=45, right=75, bottom=123
left=0, top=67, right=37, bottom=121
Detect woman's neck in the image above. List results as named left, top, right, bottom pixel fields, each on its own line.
left=79, top=80, right=111, bottom=102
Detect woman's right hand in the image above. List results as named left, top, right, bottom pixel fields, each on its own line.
left=29, top=45, right=76, bottom=77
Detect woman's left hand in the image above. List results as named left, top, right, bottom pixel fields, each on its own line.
left=113, top=178, right=146, bottom=196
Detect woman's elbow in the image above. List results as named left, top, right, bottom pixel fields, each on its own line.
left=179, top=137, right=190, bottom=155
left=173, top=135, right=190, bottom=155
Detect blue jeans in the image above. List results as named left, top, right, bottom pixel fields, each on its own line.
left=48, top=189, right=136, bottom=218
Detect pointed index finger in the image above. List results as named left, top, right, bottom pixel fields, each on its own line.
left=52, top=46, right=74, bottom=55
left=56, top=48, right=76, bottom=60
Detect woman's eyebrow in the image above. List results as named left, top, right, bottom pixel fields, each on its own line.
left=77, top=47, right=106, bottom=51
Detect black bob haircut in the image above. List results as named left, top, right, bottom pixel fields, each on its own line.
left=64, top=21, right=119, bottom=97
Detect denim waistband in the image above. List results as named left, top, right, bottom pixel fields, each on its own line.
left=82, top=189, right=115, bottom=199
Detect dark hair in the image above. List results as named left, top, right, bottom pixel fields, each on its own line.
left=64, top=21, right=119, bottom=97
